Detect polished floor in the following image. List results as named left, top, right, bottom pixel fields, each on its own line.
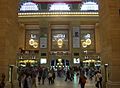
left=35, top=74, right=96, bottom=88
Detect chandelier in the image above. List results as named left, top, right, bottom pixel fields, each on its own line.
left=82, top=33, right=92, bottom=48
left=29, top=39, right=38, bottom=48
left=57, top=39, right=63, bottom=48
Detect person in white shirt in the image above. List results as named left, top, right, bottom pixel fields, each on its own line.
left=95, top=71, right=102, bottom=88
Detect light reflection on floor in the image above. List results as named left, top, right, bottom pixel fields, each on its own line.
left=35, top=73, right=96, bottom=88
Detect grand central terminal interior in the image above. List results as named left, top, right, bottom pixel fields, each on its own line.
left=17, top=0, right=100, bottom=68
left=0, top=0, right=120, bottom=88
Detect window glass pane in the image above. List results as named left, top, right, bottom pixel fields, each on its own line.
left=20, top=2, right=39, bottom=11
left=49, top=3, right=70, bottom=11
left=81, top=2, right=98, bottom=11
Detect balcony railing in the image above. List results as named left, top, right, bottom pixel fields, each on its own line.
left=18, top=11, right=99, bottom=18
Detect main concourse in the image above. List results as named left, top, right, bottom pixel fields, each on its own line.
left=0, top=0, right=120, bottom=88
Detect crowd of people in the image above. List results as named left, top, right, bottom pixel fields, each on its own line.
left=78, top=68, right=102, bottom=88
left=17, top=66, right=56, bottom=88
left=17, top=65, right=103, bottom=88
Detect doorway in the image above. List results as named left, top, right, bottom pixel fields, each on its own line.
left=50, top=59, right=70, bottom=69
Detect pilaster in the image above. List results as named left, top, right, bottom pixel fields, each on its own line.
left=0, top=0, right=19, bottom=82
left=99, top=0, right=120, bottom=88
left=95, top=23, right=101, bottom=53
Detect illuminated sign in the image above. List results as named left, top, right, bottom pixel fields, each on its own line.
left=33, top=0, right=82, bottom=3
left=73, top=58, right=80, bottom=64
left=40, top=58, right=47, bottom=64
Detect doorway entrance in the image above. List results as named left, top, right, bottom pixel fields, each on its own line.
left=51, top=59, right=70, bottom=68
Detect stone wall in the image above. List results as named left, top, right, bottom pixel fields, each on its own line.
left=99, top=0, right=120, bottom=88
left=0, top=0, right=19, bottom=84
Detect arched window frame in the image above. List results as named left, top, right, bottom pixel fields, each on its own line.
left=20, top=2, right=39, bottom=11
left=49, top=3, right=70, bottom=11
left=80, top=1, right=98, bottom=11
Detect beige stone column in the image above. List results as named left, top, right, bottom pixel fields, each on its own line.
left=70, top=22, right=80, bottom=66
left=99, top=0, right=120, bottom=88
left=18, top=23, right=26, bottom=50
left=95, top=23, right=101, bottom=53
left=39, top=22, right=50, bottom=67
left=0, top=0, right=19, bottom=83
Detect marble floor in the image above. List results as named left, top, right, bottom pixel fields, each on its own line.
left=35, top=75, right=96, bottom=88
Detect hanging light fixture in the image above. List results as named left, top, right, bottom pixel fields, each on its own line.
left=29, top=39, right=35, bottom=46
left=58, top=58, right=62, bottom=62
left=82, top=42, right=87, bottom=48
left=86, top=39, right=91, bottom=45
left=33, top=41, right=38, bottom=48
left=57, top=39, right=63, bottom=48
left=29, top=39, right=38, bottom=48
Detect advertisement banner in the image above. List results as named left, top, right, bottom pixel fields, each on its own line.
left=40, top=37, right=47, bottom=48
left=73, top=27, right=80, bottom=48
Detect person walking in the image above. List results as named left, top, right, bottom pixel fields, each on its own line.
left=95, top=71, right=102, bottom=88
left=51, top=70, right=55, bottom=84
left=38, top=67, right=43, bottom=85
left=48, top=70, right=53, bottom=84
left=65, top=70, right=72, bottom=81
left=41, top=68, right=47, bottom=85
left=79, top=73, right=87, bottom=88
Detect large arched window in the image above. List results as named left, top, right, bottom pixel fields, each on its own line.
left=49, top=3, right=70, bottom=11
left=80, top=1, right=98, bottom=11
left=20, top=2, right=39, bottom=11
